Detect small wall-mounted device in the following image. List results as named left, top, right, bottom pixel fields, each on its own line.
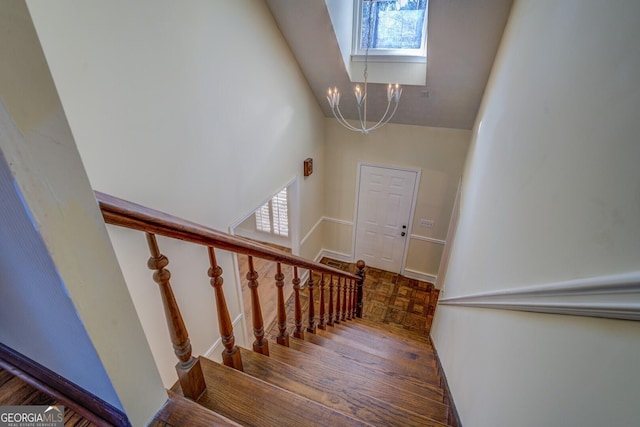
left=304, top=158, right=313, bottom=177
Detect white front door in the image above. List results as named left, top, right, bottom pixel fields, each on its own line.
left=354, top=164, right=418, bottom=273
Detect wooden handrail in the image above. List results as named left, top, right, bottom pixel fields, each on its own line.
left=95, top=191, right=359, bottom=281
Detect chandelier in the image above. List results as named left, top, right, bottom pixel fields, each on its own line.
left=326, top=4, right=402, bottom=134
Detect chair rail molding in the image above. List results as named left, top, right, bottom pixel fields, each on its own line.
left=439, top=271, right=640, bottom=321
left=324, top=217, right=353, bottom=227
left=403, top=268, right=437, bottom=284
left=410, top=234, right=445, bottom=245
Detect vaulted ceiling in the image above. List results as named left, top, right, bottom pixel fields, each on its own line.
left=265, top=0, right=513, bottom=130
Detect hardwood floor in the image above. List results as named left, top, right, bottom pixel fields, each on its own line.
left=0, top=368, right=95, bottom=426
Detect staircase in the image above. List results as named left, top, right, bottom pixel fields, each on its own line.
left=95, top=192, right=457, bottom=427
left=151, top=317, right=452, bottom=426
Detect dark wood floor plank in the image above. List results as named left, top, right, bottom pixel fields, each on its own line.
left=272, top=339, right=448, bottom=415
left=303, top=331, right=441, bottom=388
left=287, top=336, right=444, bottom=399
left=240, top=347, right=448, bottom=427
left=324, top=322, right=437, bottom=364
left=151, top=390, right=242, bottom=427
left=0, top=369, right=96, bottom=426
left=354, top=317, right=434, bottom=344
left=0, top=376, right=48, bottom=405
left=175, top=357, right=372, bottom=427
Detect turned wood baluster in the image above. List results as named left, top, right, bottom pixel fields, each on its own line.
left=346, top=278, right=353, bottom=321
left=207, top=247, right=243, bottom=371
left=307, top=270, right=317, bottom=333
left=318, top=273, right=326, bottom=330
left=292, top=267, right=304, bottom=339
left=275, top=262, right=289, bottom=346
left=352, top=279, right=358, bottom=319
left=327, top=275, right=335, bottom=326
left=334, top=277, right=342, bottom=324
left=246, top=256, right=269, bottom=356
left=341, top=274, right=349, bottom=321
left=356, top=260, right=366, bottom=318
left=145, top=233, right=205, bottom=400
left=349, top=279, right=356, bottom=319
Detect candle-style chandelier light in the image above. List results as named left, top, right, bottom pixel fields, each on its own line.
left=326, top=3, right=402, bottom=134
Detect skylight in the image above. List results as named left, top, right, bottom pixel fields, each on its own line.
left=353, top=0, right=428, bottom=60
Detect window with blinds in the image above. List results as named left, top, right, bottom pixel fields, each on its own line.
left=255, top=188, right=289, bottom=237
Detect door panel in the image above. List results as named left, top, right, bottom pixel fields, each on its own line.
left=355, top=165, right=417, bottom=273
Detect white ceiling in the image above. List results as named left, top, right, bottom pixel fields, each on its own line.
left=265, top=0, right=513, bottom=130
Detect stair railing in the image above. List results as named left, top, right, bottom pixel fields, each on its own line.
left=95, top=191, right=364, bottom=400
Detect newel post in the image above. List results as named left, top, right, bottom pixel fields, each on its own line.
left=145, top=233, right=205, bottom=400
left=355, top=260, right=366, bottom=318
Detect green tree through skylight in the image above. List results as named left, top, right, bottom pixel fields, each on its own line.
left=361, top=0, right=428, bottom=50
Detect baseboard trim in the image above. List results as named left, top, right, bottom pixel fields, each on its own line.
left=431, top=341, right=463, bottom=427
left=0, top=342, right=130, bottom=426
left=439, top=270, right=640, bottom=322
left=403, top=268, right=437, bottom=284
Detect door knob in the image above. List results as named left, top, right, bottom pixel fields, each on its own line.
left=401, top=232, right=406, bottom=236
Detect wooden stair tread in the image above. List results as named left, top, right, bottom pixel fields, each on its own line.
left=326, top=324, right=436, bottom=366
left=174, top=356, right=371, bottom=427
left=304, top=331, right=440, bottom=387
left=321, top=324, right=437, bottom=366
left=239, top=347, right=449, bottom=427
left=287, top=335, right=444, bottom=399
left=275, top=337, right=446, bottom=408
left=151, top=390, right=242, bottom=427
left=317, top=326, right=437, bottom=376
left=353, top=317, right=433, bottom=344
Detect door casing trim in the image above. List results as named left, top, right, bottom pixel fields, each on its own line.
left=352, top=162, right=421, bottom=274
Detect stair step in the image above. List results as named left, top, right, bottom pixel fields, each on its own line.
left=150, top=390, right=242, bottom=427
left=353, top=317, right=433, bottom=344
left=173, top=357, right=371, bottom=427
left=287, top=335, right=443, bottom=399
left=239, top=347, right=449, bottom=427
left=321, top=323, right=436, bottom=366
left=329, top=321, right=436, bottom=357
left=320, top=327, right=441, bottom=386
left=303, top=330, right=441, bottom=387
left=273, top=337, right=447, bottom=417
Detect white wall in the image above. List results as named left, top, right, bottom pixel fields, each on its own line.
left=27, top=0, right=326, bottom=387
left=432, top=0, right=640, bottom=426
left=0, top=2, right=166, bottom=424
left=324, top=120, right=470, bottom=280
